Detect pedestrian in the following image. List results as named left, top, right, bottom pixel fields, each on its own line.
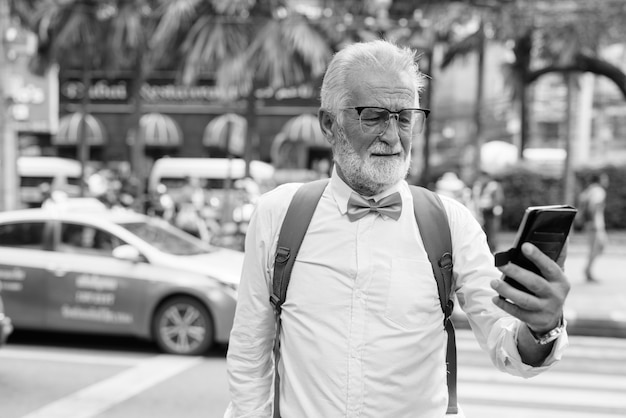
left=473, top=170, right=504, bottom=252
left=174, top=176, right=209, bottom=240
left=225, top=40, right=569, bottom=418
left=579, top=172, right=609, bottom=283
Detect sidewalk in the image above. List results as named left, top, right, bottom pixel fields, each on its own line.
left=453, top=229, right=626, bottom=338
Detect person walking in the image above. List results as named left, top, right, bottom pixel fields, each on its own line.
left=473, top=170, right=504, bottom=252
left=225, top=40, right=570, bottom=418
left=580, top=172, right=609, bottom=282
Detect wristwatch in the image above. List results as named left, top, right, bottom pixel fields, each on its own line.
left=527, top=317, right=565, bottom=345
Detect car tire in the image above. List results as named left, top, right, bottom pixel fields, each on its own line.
left=152, top=296, right=214, bottom=355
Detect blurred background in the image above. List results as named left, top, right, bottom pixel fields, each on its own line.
left=1, top=2, right=626, bottom=418
left=1, top=0, right=625, bottom=235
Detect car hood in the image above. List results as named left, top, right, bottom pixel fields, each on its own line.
left=172, top=248, right=244, bottom=286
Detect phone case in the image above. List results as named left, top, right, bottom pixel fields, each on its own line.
left=498, top=205, right=577, bottom=295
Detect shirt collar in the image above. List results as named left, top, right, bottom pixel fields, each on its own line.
left=330, top=166, right=406, bottom=216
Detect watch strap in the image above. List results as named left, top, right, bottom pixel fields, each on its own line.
left=528, top=317, right=565, bottom=345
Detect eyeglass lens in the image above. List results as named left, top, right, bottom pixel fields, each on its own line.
left=359, top=108, right=426, bottom=135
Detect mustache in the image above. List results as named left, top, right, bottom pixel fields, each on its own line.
left=368, top=142, right=403, bottom=155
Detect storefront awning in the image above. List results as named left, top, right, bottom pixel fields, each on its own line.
left=202, top=113, right=246, bottom=156
left=54, top=112, right=107, bottom=146
left=139, top=113, right=182, bottom=147
left=271, top=113, right=329, bottom=165
left=281, top=113, right=327, bottom=146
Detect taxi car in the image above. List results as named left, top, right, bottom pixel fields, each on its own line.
left=0, top=206, right=242, bottom=355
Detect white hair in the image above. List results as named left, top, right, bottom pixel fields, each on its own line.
left=320, top=40, right=426, bottom=122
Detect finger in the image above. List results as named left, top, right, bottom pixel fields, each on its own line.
left=492, top=295, right=537, bottom=323
left=520, top=243, right=565, bottom=284
left=491, top=277, right=542, bottom=310
left=496, top=262, right=550, bottom=298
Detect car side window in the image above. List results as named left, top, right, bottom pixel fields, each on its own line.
left=0, top=222, right=46, bottom=249
left=59, top=223, right=125, bottom=257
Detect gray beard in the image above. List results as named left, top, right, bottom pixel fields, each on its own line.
left=333, top=128, right=410, bottom=196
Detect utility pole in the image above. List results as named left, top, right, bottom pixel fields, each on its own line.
left=0, top=0, right=19, bottom=211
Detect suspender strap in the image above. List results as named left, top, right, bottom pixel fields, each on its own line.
left=270, top=179, right=329, bottom=418
left=410, top=186, right=458, bottom=414
left=270, top=182, right=456, bottom=416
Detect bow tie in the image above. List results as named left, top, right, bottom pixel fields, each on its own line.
left=347, top=191, right=403, bottom=222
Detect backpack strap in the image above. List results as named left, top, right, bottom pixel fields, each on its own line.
left=410, top=185, right=457, bottom=415
left=270, top=179, right=329, bottom=418
left=270, top=181, right=457, bottom=416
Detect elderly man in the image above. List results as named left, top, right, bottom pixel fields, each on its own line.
left=225, top=40, right=569, bottom=418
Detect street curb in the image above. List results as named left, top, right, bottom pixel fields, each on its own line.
left=452, top=312, right=626, bottom=339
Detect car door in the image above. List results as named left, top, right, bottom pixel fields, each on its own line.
left=46, top=221, right=150, bottom=335
left=0, top=220, right=51, bottom=328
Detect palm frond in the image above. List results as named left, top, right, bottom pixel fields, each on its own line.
left=151, top=0, right=203, bottom=48
left=245, top=16, right=331, bottom=89
left=179, top=16, right=248, bottom=85
left=216, top=53, right=254, bottom=98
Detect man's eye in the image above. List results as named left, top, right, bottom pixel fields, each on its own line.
left=361, top=110, right=387, bottom=121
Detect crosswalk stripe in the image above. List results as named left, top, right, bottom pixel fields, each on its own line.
left=460, top=381, right=626, bottom=410
left=455, top=332, right=626, bottom=361
left=461, top=403, right=624, bottom=418
left=0, top=345, right=142, bottom=366
left=19, top=354, right=204, bottom=418
left=460, top=366, right=626, bottom=392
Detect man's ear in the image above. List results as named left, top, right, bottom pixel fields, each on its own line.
left=318, top=109, right=335, bottom=145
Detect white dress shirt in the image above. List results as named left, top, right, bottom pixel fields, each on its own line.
left=225, top=170, right=568, bottom=418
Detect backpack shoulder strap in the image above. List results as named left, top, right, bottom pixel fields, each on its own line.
left=409, top=185, right=458, bottom=415
left=270, top=179, right=328, bottom=418
left=409, top=186, right=454, bottom=314
left=270, top=179, right=329, bottom=313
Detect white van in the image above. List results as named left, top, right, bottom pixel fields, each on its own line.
left=18, top=156, right=82, bottom=207
left=148, top=157, right=275, bottom=203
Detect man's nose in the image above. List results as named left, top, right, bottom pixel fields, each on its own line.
left=379, top=115, right=401, bottom=143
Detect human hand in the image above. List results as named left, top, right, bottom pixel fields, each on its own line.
left=491, top=242, right=570, bottom=334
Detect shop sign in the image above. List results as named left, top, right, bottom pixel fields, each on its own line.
left=60, top=77, right=320, bottom=107
left=6, top=55, right=59, bottom=134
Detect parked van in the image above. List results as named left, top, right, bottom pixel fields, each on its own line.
left=148, top=157, right=276, bottom=203
left=18, top=156, right=82, bottom=208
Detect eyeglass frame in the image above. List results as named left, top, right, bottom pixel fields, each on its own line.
left=342, top=106, right=431, bottom=136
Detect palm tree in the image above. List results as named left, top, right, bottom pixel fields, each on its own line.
left=103, top=0, right=157, bottom=209
left=152, top=0, right=332, bottom=176
left=29, top=0, right=111, bottom=195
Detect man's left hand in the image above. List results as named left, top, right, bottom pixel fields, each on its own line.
left=491, top=242, right=570, bottom=334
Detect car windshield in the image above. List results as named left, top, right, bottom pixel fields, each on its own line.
left=119, top=221, right=214, bottom=256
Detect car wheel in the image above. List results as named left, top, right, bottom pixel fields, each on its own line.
left=152, top=296, right=213, bottom=355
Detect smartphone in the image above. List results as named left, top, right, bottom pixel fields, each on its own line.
left=499, top=205, right=577, bottom=295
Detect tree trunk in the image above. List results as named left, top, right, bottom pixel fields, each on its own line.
left=420, top=47, right=434, bottom=187
left=78, top=44, right=91, bottom=197
left=563, top=73, right=576, bottom=205
left=244, top=81, right=259, bottom=178
left=129, top=51, right=146, bottom=211
left=471, top=20, right=485, bottom=180
left=0, top=0, right=18, bottom=210
left=514, top=32, right=533, bottom=159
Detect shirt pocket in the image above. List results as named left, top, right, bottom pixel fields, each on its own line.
left=385, top=258, right=440, bottom=330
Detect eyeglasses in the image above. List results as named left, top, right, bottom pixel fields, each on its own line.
left=344, top=106, right=430, bottom=136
